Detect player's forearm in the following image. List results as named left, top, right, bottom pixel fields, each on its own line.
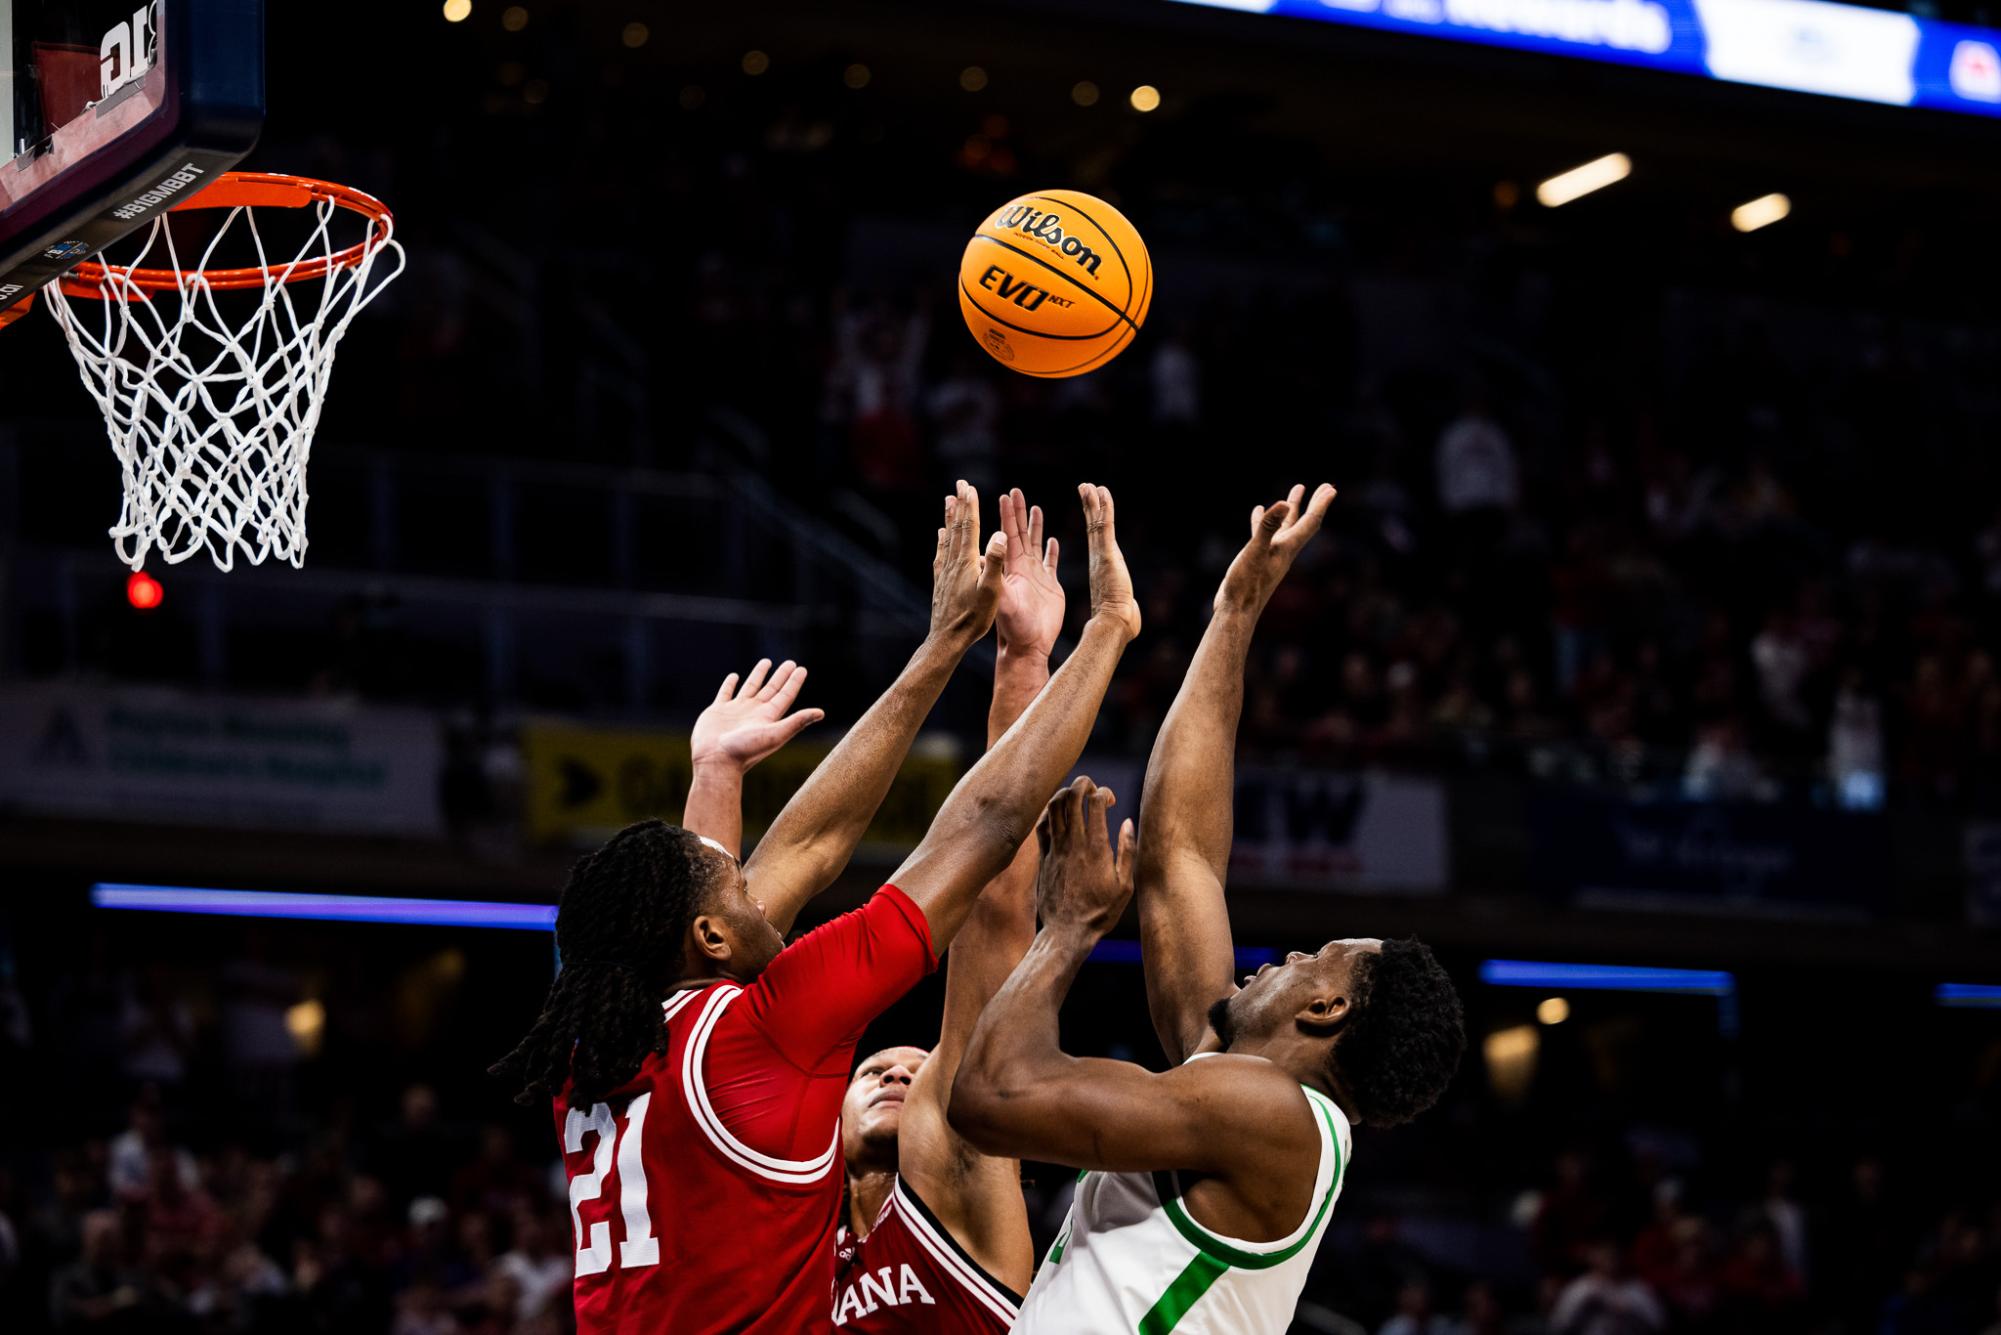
left=681, top=760, right=744, bottom=857
left=747, top=632, right=972, bottom=932
left=949, top=924, right=1095, bottom=1150
left=1134, top=605, right=1259, bottom=1056
left=1139, top=605, right=1259, bottom=882
left=988, top=647, right=1051, bottom=748
left=895, top=616, right=1131, bottom=940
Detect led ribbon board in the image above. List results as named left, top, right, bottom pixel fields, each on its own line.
left=1171, top=0, right=2001, bottom=120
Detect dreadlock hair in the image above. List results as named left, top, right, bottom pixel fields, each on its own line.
left=1331, top=937, right=1465, bottom=1128
left=491, top=819, right=714, bottom=1108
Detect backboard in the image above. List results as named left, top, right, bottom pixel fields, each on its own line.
left=0, top=0, right=262, bottom=317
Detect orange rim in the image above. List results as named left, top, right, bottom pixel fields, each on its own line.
left=60, top=171, right=395, bottom=297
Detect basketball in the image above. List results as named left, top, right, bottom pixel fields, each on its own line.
left=958, top=188, right=1152, bottom=377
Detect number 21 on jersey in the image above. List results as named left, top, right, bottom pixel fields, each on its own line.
left=565, top=1093, right=658, bottom=1276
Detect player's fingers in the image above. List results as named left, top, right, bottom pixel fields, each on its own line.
left=756, top=659, right=795, bottom=701
left=1097, top=485, right=1116, bottom=530
left=945, top=492, right=968, bottom=561
left=714, top=672, right=739, bottom=705
left=1078, top=481, right=1098, bottom=530
left=773, top=708, right=824, bottom=745
left=979, top=531, right=1007, bottom=591
left=1295, top=482, right=1338, bottom=537
left=771, top=664, right=808, bottom=712
left=1258, top=501, right=1291, bottom=539
left=1286, top=483, right=1307, bottom=519
left=1035, top=805, right=1054, bottom=858
left=1116, top=818, right=1138, bottom=886
left=1089, top=785, right=1116, bottom=834
left=1044, top=536, right=1060, bottom=576
left=1029, top=501, right=1045, bottom=555
left=966, top=481, right=983, bottom=554
left=739, top=658, right=773, bottom=698
left=1250, top=505, right=1265, bottom=540
left=1044, top=787, right=1071, bottom=844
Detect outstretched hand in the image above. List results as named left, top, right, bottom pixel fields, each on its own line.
left=690, top=659, right=825, bottom=772
left=1079, top=483, right=1141, bottom=642
left=930, top=480, right=1008, bottom=649
left=1215, top=482, right=1337, bottom=615
left=996, top=487, right=1065, bottom=659
left=1034, top=777, right=1136, bottom=936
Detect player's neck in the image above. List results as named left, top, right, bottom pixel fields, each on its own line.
left=1224, top=1035, right=1351, bottom=1117
left=845, top=1166, right=897, bottom=1237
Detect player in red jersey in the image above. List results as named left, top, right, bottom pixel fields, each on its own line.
left=491, top=482, right=1141, bottom=1335
left=830, top=488, right=1065, bottom=1331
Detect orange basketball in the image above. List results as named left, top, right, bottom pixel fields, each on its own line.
left=958, top=189, right=1152, bottom=378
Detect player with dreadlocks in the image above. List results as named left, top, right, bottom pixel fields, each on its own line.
left=953, top=486, right=1466, bottom=1334
left=493, top=481, right=1142, bottom=1335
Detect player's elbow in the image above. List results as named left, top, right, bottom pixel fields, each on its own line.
left=937, top=792, right=1036, bottom=882
left=946, top=1061, right=1029, bottom=1157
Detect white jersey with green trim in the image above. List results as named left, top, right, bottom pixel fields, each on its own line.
left=1014, top=1062, right=1351, bottom=1334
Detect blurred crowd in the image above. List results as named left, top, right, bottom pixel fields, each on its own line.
left=256, top=26, right=2001, bottom=811
left=6, top=1078, right=1998, bottom=1335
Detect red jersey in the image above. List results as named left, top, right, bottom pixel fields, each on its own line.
left=553, top=885, right=935, bottom=1335
left=833, top=1177, right=1022, bottom=1332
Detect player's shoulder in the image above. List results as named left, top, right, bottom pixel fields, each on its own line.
left=1174, top=1053, right=1324, bottom=1143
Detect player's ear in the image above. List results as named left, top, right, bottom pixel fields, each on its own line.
left=1296, top=990, right=1350, bottom=1038
left=689, top=913, right=733, bottom=967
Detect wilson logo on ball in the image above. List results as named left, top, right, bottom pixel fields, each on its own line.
left=990, top=205, right=1104, bottom=275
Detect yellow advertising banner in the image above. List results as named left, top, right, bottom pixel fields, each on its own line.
left=521, top=720, right=962, bottom=849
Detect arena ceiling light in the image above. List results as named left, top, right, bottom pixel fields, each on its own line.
left=93, top=885, right=1279, bottom=967
left=1731, top=193, right=1792, bottom=232
left=92, top=883, right=557, bottom=931
left=1535, top=153, right=1632, bottom=208
left=1936, top=982, right=2001, bottom=1008
left=1480, top=959, right=1735, bottom=995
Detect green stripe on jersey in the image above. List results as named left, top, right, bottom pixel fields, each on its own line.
left=1157, top=1094, right=1346, bottom=1270
left=1138, top=1252, right=1229, bottom=1335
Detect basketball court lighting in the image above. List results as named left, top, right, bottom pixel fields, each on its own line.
left=1936, top=983, right=2001, bottom=1007
left=742, top=50, right=770, bottom=75
left=1130, top=84, right=1162, bottom=111
left=501, top=5, right=528, bottom=31
left=92, top=883, right=558, bottom=931
left=442, top=0, right=472, bottom=22
left=960, top=65, right=989, bottom=92
left=622, top=23, right=650, bottom=49
left=1480, top=959, right=1735, bottom=995
left=1536, top=996, right=1571, bottom=1025
left=844, top=63, right=871, bottom=89
left=1535, top=152, right=1632, bottom=207
left=1732, top=192, right=1792, bottom=232
left=1072, top=80, right=1100, bottom=106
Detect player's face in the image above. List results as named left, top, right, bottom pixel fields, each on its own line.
left=699, top=847, right=785, bottom=979
left=840, top=1045, right=929, bottom=1168
left=1212, top=938, right=1383, bottom=1046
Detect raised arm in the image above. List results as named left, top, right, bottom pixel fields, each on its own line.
left=889, top=483, right=1140, bottom=951
left=1136, top=484, right=1337, bottom=1063
left=897, top=489, right=1062, bottom=1289
left=728, top=481, right=1005, bottom=933
left=682, top=659, right=824, bottom=858
left=950, top=780, right=1317, bottom=1190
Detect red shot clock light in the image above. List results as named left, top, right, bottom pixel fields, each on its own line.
left=126, top=571, right=164, bottom=611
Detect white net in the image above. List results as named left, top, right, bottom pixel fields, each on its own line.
left=45, top=180, right=406, bottom=570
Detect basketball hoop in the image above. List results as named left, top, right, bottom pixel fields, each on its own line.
left=43, top=171, right=406, bottom=571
